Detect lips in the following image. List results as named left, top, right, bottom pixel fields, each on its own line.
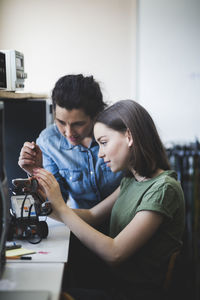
left=68, top=136, right=79, bottom=143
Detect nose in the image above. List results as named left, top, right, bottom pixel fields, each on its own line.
left=64, top=124, right=74, bottom=137
left=98, top=147, right=105, bottom=158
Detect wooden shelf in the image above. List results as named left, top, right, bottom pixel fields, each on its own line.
left=0, top=90, right=48, bottom=99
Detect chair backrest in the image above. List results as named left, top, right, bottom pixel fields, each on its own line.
left=163, top=250, right=180, bottom=292
left=59, top=292, right=75, bottom=300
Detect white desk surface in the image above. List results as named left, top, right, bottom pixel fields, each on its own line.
left=1, top=263, right=64, bottom=300
left=7, top=217, right=70, bottom=263
left=0, top=217, right=70, bottom=300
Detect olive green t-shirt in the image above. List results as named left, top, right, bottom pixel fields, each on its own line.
left=109, top=170, right=185, bottom=286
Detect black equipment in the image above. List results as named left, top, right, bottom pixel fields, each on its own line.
left=8, top=177, right=52, bottom=244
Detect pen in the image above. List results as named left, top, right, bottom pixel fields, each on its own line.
left=20, top=256, right=32, bottom=260
left=6, top=256, right=32, bottom=260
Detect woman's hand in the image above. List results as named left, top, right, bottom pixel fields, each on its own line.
left=18, top=142, right=43, bottom=175
left=33, top=168, right=65, bottom=213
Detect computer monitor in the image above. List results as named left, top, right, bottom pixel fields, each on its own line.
left=0, top=101, right=10, bottom=279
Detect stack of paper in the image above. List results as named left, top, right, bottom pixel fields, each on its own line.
left=6, top=248, right=36, bottom=259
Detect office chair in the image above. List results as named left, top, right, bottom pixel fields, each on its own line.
left=163, top=250, right=181, bottom=300
left=59, top=292, right=75, bottom=300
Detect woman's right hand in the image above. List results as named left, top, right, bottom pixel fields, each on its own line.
left=18, top=141, right=43, bottom=175
left=33, top=168, right=66, bottom=213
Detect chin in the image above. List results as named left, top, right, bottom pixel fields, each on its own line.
left=71, top=141, right=79, bottom=146
left=111, top=166, right=121, bottom=173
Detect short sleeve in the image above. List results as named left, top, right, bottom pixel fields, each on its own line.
left=136, top=183, right=180, bottom=219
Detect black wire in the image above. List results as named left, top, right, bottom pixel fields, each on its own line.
left=20, top=193, right=28, bottom=220
left=19, top=194, right=42, bottom=244
left=28, top=197, right=43, bottom=244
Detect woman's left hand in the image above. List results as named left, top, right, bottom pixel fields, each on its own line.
left=33, top=168, right=65, bottom=212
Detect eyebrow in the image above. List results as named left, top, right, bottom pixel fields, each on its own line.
left=56, top=118, right=86, bottom=125
left=56, top=117, right=65, bottom=123
left=96, top=135, right=107, bottom=142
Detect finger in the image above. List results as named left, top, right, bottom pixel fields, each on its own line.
left=18, top=159, right=35, bottom=167
left=20, top=146, right=36, bottom=158
left=36, top=177, right=50, bottom=191
left=19, top=150, right=36, bottom=160
left=34, top=144, right=42, bottom=154
left=33, top=168, right=53, bottom=178
left=18, top=152, right=36, bottom=164
left=23, top=141, right=36, bottom=149
left=33, top=169, right=54, bottom=186
left=36, top=176, right=56, bottom=195
left=37, top=186, right=47, bottom=200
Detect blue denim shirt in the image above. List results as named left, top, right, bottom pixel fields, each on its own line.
left=36, top=124, right=124, bottom=208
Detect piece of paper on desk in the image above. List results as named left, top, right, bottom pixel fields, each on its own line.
left=6, top=247, right=36, bottom=258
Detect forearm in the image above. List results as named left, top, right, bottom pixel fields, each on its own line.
left=49, top=210, right=63, bottom=222
left=50, top=207, right=107, bottom=227
left=33, top=168, right=120, bottom=264
left=72, top=209, right=96, bottom=225
left=58, top=205, right=116, bottom=264
left=57, top=205, right=163, bottom=267
left=72, top=187, right=120, bottom=226
left=49, top=205, right=101, bottom=226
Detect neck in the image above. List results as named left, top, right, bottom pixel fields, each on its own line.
left=134, top=173, right=149, bottom=182
left=132, top=168, right=164, bottom=182
left=81, top=136, right=93, bottom=148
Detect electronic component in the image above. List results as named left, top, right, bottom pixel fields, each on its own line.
left=8, top=177, right=51, bottom=244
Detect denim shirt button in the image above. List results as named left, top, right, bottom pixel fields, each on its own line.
left=90, top=171, right=93, bottom=175
left=69, top=176, right=72, bottom=180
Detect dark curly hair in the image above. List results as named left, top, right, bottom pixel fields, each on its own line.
left=52, top=74, right=107, bottom=119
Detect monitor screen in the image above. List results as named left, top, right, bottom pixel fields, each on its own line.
left=0, top=101, right=9, bottom=279
left=0, top=52, right=7, bottom=89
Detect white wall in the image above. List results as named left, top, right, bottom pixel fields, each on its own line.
left=1, top=0, right=198, bottom=144
left=137, top=0, right=200, bottom=144
left=0, top=0, right=137, bottom=103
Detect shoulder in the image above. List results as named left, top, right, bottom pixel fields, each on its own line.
left=151, top=170, right=183, bottom=197
left=139, top=170, right=184, bottom=217
left=36, top=124, right=63, bottom=149
left=38, top=124, right=59, bottom=139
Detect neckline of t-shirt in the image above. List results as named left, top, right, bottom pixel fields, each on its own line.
left=133, top=170, right=171, bottom=184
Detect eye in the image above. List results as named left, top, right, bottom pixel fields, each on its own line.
left=73, top=122, right=85, bottom=127
left=57, top=119, right=66, bottom=126
left=100, top=141, right=107, bottom=146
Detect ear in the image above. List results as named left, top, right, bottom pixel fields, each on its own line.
left=125, top=129, right=133, bottom=147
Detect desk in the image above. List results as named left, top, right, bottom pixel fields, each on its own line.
left=8, top=218, right=70, bottom=263
left=2, top=263, right=64, bottom=300
left=0, top=217, right=70, bottom=300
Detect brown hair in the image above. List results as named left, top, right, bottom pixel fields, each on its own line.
left=95, top=100, right=170, bottom=177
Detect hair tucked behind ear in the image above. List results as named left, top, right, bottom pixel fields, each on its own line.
left=95, top=100, right=170, bottom=177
